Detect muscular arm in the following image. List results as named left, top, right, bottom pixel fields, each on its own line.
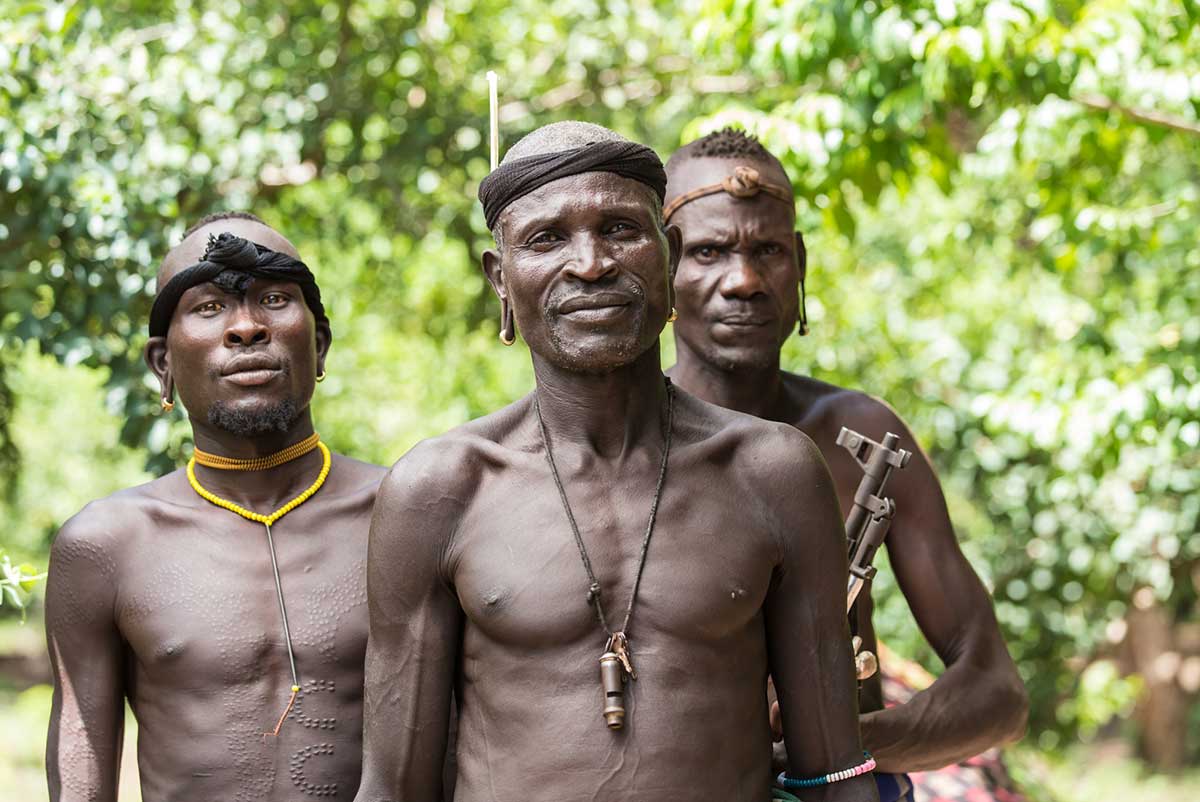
left=855, top=403, right=1028, bottom=772
left=354, top=443, right=465, bottom=802
left=764, top=429, right=877, bottom=802
left=44, top=513, right=126, bottom=802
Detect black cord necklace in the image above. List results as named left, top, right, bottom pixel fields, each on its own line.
left=533, top=378, right=675, bottom=730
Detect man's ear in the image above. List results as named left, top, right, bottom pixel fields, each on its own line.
left=795, top=230, right=807, bottom=283
left=481, top=248, right=506, bottom=304
left=144, top=336, right=174, bottom=405
left=665, top=223, right=682, bottom=309
left=666, top=223, right=682, bottom=282
left=315, top=320, right=332, bottom=378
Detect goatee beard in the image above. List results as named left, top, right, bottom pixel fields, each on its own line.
left=207, top=398, right=301, bottom=437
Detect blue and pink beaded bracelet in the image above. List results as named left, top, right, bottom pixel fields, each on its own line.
left=776, top=751, right=876, bottom=789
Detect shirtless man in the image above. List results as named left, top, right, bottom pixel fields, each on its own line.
left=45, top=213, right=386, bottom=802
left=664, top=129, right=1029, bottom=800
left=354, top=122, right=876, bottom=802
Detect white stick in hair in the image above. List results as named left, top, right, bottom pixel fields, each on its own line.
left=487, top=70, right=499, bottom=171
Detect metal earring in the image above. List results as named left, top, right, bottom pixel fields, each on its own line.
left=316, top=370, right=326, bottom=383
left=798, top=278, right=810, bottom=336
left=160, top=397, right=174, bottom=412
left=499, top=303, right=515, bottom=346
left=667, top=307, right=678, bottom=323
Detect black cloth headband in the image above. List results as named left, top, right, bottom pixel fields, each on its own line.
left=149, top=232, right=328, bottom=337
left=478, top=140, right=667, bottom=230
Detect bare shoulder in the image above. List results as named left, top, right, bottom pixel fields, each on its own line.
left=784, top=372, right=910, bottom=440
left=47, top=473, right=190, bottom=612
left=674, top=388, right=828, bottom=493
left=50, top=472, right=186, bottom=567
left=375, top=394, right=533, bottom=515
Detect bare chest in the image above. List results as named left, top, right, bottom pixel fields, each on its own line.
left=116, top=513, right=369, bottom=686
left=451, top=464, right=777, bottom=650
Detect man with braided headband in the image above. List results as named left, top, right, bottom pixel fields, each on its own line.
left=45, top=213, right=385, bottom=802
left=664, top=129, right=1029, bottom=802
left=356, top=121, right=875, bottom=802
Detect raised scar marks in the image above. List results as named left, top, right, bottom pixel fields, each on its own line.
left=290, top=679, right=337, bottom=731
left=296, top=558, right=367, bottom=663
left=54, top=537, right=118, bottom=628
left=289, top=742, right=338, bottom=797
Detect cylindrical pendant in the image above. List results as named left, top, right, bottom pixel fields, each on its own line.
left=599, top=651, right=626, bottom=729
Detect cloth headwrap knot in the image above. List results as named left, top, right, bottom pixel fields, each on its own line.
left=662, top=165, right=793, bottom=223
left=149, top=232, right=328, bottom=337
left=478, top=140, right=667, bottom=230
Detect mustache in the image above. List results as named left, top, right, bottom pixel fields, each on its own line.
left=546, top=277, right=645, bottom=313
left=711, top=299, right=776, bottom=322
left=208, top=358, right=291, bottom=381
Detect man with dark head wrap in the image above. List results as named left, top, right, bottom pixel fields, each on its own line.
left=664, top=129, right=1029, bottom=802
left=356, top=122, right=876, bottom=802
left=45, top=213, right=386, bottom=802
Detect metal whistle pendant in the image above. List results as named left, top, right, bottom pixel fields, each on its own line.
left=599, top=632, right=636, bottom=729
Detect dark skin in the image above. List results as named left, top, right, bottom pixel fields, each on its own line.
left=665, top=155, right=1030, bottom=773
left=355, top=170, right=876, bottom=802
left=44, top=219, right=386, bottom=802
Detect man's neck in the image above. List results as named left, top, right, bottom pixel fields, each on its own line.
left=187, top=411, right=326, bottom=512
left=531, top=345, right=669, bottom=460
left=190, top=412, right=317, bottom=459
left=670, top=338, right=784, bottom=421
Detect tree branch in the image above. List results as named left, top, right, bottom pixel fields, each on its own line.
left=1075, top=93, right=1200, bottom=137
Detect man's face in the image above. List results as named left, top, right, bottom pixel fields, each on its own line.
left=668, top=157, right=801, bottom=371
left=152, top=220, right=327, bottom=436
left=486, top=172, right=678, bottom=374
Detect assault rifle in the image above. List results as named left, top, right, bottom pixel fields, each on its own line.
left=836, top=427, right=911, bottom=680
left=836, top=428, right=911, bottom=613
left=835, top=429, right=907, bottom=609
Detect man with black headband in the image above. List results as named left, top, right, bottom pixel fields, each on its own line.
left=356, top=122, right=876, bottom=802
left=664, top=129, right=1029, bottom=802
left=45, top=213, right=385, bottom=801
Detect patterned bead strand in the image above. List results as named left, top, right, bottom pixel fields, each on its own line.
left=193, top=431, right=321, bottom=471
left=777, top=752, right=876, bottom=790
left=187, top=442, right=331, bottom=526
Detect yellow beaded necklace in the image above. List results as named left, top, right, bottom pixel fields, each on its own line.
left=186, top=439, right=332, bottom=734
left=187, top=440, right=331, bottom=526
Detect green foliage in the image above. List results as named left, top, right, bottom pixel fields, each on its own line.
left=1, top=0, right=1197, bottom=764
left=0, top=554, right=44, bottom=619
left=690, top=0, right=1200, bottom=754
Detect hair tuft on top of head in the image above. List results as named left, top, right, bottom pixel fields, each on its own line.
left=181, top=211, right=266, bottom=242
left=667, top=127, right=786, bottom=176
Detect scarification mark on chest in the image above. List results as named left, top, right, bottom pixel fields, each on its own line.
left=293, top=558, right=367, bottom=663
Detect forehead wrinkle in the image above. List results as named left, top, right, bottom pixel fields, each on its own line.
left=675, top=196, right=793, bottom=245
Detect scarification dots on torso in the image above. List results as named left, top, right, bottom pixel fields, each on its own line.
left=289, top=743, right=338, bottom=797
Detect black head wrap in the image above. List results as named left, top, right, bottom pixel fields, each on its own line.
left=149, top=232, right=328, bottom=337
left=478, top=140, right=667, bottom=230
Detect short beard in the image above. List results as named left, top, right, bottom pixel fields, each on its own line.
left=207, top=397, right=301, bottom=438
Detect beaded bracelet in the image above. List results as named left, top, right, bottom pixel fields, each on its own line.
left=776, top=751, right=876, bottom=789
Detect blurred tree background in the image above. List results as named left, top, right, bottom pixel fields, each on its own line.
left=1, top=0, right=1196, bottom=796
